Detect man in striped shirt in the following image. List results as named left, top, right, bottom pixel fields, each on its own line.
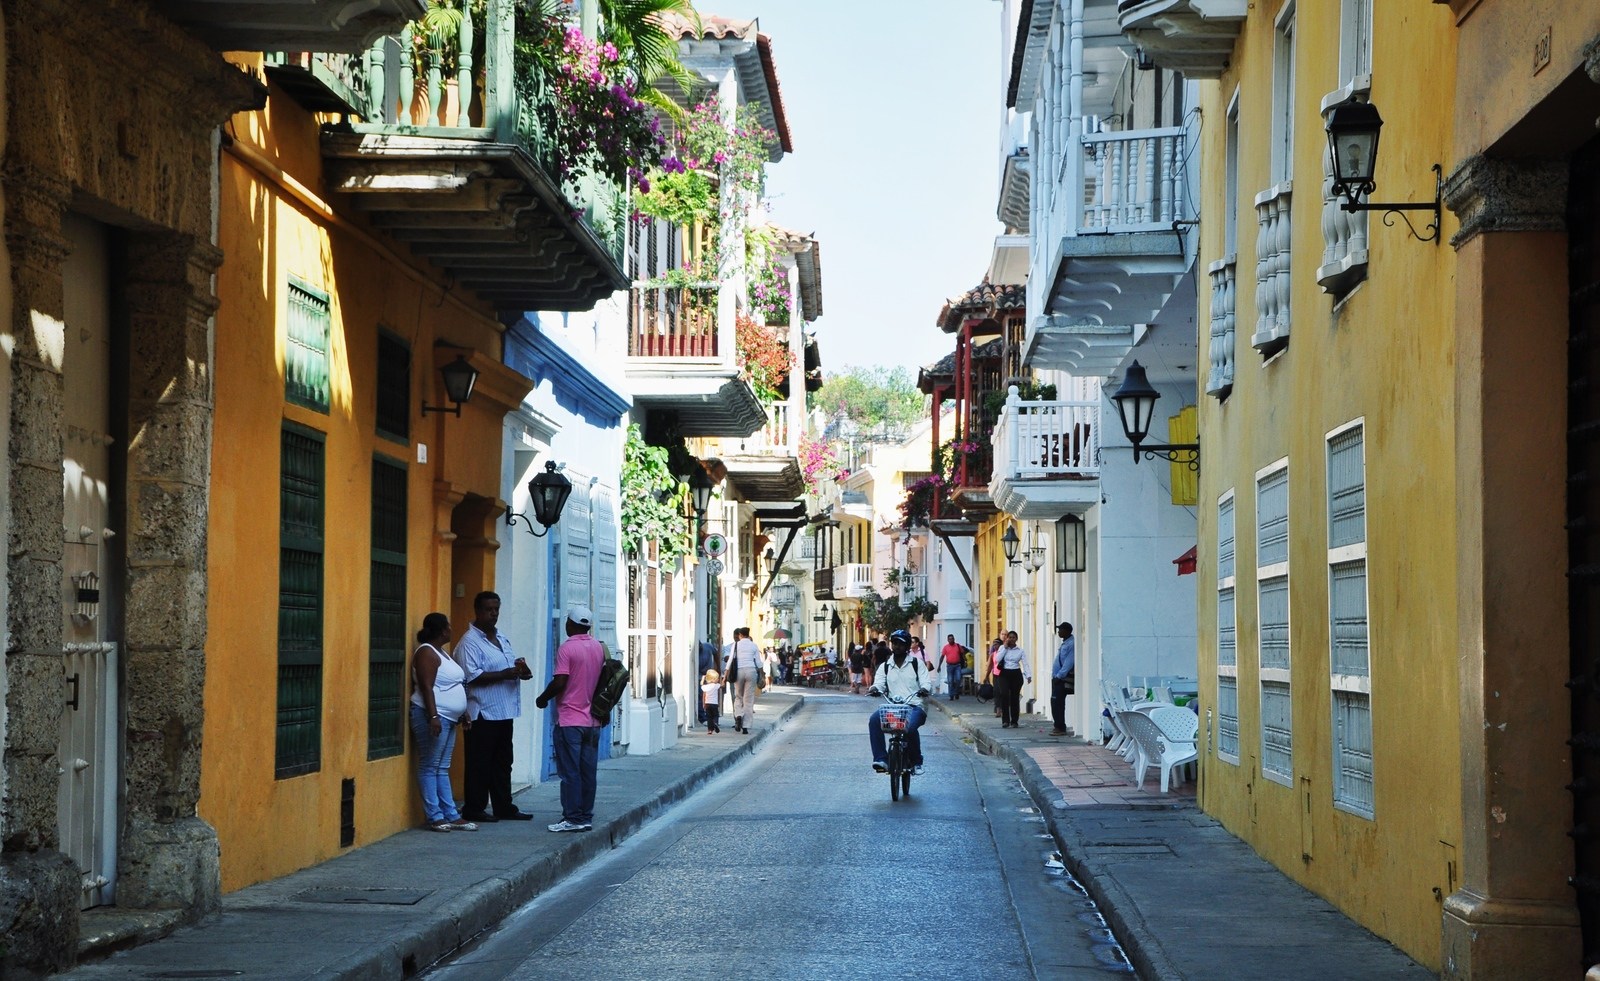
left=456, top=591, right=534, bottom=822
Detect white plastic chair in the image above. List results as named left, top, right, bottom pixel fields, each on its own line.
left=1102, top=680, right=1139, bottom=758
left=1122, top=707, right=1199, bottom=793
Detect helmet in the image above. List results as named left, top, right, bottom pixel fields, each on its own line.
left=888, top=629, right=912, bottom=646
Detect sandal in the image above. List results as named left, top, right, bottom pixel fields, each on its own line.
left=425, top=821, right=453, bottom=833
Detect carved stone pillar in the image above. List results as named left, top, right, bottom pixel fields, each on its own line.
left=115, top=233, right=222, bottom=912
left=1441, top=153, right=1581, bottom=980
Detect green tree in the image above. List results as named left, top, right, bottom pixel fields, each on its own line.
left=809, top=365, right=927, bottom=441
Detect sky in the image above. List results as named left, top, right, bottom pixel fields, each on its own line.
left=714, top=0, right=1006, bottom=377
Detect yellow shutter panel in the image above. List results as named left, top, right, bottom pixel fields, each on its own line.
left=1169, top=405, right=1198, bottom=506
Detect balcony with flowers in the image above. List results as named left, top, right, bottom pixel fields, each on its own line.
left=278, top=0, right=681, bottom=312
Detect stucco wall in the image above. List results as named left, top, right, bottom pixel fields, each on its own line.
left=1193, top=0, right=1462, bottom=968
left=203, top=79, right=511, bottom=892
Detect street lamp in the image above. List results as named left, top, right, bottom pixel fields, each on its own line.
left=1055, top=514, right=1086, bottom=573
left=764, top=547, right=777, bottom=583
left=1002, top=524, right=1021, bottom=566
left=689, top=464, right=714, bottom=519
left=505, top=461, right=572, bottom=537
left=1110, top=361, right=1199, bottom=470
left=1324, top=98, right=1442, bottom=244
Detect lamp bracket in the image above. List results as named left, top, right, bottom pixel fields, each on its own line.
left=1136, top=443, right=1201, bottom=472
left=1336, top=164, right=1442, bottom=245
left=506, top=510, right=552, bottom=537
left=419, top=400, right=463, bottom=418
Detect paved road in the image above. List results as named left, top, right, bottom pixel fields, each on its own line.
left=425, top=692, right=1133, bottom=980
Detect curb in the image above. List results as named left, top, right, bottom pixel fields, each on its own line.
left=347, top=694, right=808, bottom=980
left=927, top=700, right=1184, bottom=981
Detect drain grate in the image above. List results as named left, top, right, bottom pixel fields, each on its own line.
left=294, top=887, right=431, bottom=906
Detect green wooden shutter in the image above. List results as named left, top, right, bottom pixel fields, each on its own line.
left=375, top=330, right=410, bottom=443
left=277, top=423, right=325, bottom=777
left=286, top=279, right=331, bottom=412
left=368, top=456, right=408, bottom=760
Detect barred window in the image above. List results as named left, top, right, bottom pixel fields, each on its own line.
left=278, top=424, right=325, bottom=777
left=367, top=457, right=407, bottom=760
left=286, top=279, right=331, bottom=412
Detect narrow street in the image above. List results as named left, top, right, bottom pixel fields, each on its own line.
left=425, top=695, right=1132, bottom=980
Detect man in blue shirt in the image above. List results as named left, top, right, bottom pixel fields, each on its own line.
left=1050, top=621, right=1075, bottom=736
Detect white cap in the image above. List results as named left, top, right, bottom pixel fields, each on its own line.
left=567, top=604, right=593, bottom=627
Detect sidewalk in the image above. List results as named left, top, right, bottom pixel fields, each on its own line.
left=928, top=698, right=1437, bottom=981
left=59, top=692, right=805, bottom=980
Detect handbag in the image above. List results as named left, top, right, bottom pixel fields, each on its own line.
left=726, top=653, right=739, bottom=682
left=976, top=682, right=995, bottom=702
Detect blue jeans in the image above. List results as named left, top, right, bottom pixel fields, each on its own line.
left=868, top=705, right=926, bottom=766
left=553, top=725, right=600, bottom=824
left=945, top=662, right=962, bottom=698
left=410, top=704, right=462, bottom=823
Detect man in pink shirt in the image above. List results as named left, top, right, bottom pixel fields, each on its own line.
left=534, top=604, right=605, bottom=833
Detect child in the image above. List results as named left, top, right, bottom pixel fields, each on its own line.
left=701, top=669, right=723, bottom=733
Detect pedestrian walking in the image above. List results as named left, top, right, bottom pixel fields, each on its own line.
left=940, top=633, right=969, bottom=701
left=696, top=639, right=718, bottom=725
left=455, top=591, right=534, bottom=823
left=848, top=643, right=869, bottom=694
left=1051, top=622, right=1075, bottom=736
left=534, top=604, right=605, bottom=833
left=409, top=613, right=475, bottom=832
left=701, top=669, right=723, bottom=733
left=995, top=630, right=1031, bottom=728
left=723, top=626, right=763, bottom=733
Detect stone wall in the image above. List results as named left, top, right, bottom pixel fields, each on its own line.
left=0, top=1, right=260, bottom=973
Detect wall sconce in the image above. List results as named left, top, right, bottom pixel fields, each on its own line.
left=1111, top=361, right=1199, bottom=470
left=506, top=461, right=573, bottom=537
left=814, top=603, right=829, bottom=628
left=420, top=354, right=480, bottom=417
left=1055, top=513, right=1087, bottom=573
left=1002, top=524, right=1021, bottom=566
left=689, top=464, right=715, bottom=519
left=1325, top=99, right=1442, bottom=244
left=763, top=547, right=777, bottom=584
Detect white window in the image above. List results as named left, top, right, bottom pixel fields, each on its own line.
left=1257, top=460, right=1291, bottom=784
left=1217, top=490, right=1239, bottom=762
left=1328, top=421, right=1373, bottom=817
left=1339, top=0, right=1372, bottom=87
left=1271, top=3, right=1297, bottom=185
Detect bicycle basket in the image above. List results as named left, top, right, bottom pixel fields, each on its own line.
left=880, top=706, right=911, bottom=731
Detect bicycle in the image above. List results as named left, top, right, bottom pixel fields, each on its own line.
left=875, top=694, right=919, bottom=801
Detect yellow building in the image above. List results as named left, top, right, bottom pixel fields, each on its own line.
left=1169, top=0, right=1462, bottom=970
left=1136, top=0, right=1600, bottom=972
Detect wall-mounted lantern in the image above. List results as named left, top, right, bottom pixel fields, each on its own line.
left=506, top=461, right=573, bottom=538
left=1055, top=514, right=1087, bottom=574
left=1324, top=99, right=1442, bottom=244
left=420, top=354, right=480, bottom=417
left=1111, top=361, right=1199, bottom=470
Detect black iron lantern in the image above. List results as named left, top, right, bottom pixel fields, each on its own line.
left=764, top=547, right=777, bottom=578
left=507, top=460, right=571, bottom=537
left=1110, top=361, right=1199, bottom=468
left=1002, top=524, right=1021, bottom=566
left=1325, top=99, right=1383, bottom=203
left=1055, top=514, right=1086, bottom=573
left=814, top=603, right=828, bottom=626
left=421, top=354, right=480, bottom=417
left=689, top=464, right=714, bottom=516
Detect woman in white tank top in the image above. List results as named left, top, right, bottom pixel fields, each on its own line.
left=411, top=613, right=474, bottom=832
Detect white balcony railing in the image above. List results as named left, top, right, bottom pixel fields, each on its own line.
left=1080, top=127, right=1187, bottom=233
left=835, top=563, right=874, bottom=598
left=993, top=389, right=1100, bottom=482
left=1317, top=150, right=1369, bottom=297
left=1252, top=183, right=1293, bottom=355
left=899, top=573, right=928, bottom=604
left=1207, top=255, right=1237, bottom=398
left=734, top=402, right=798, bottom=456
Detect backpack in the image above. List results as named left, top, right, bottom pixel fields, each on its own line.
left=591, top=655, right=631, bottom=723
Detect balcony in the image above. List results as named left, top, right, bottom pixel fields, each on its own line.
left=313, top=7, right=630, bottom=314
left=1206, top=255, right=1237, bottom=398
left=899, top=573, right=929, bottom=605
left=833, top=564, right=875, bottom=599
left=724, top=405, right=803, bottom=502
left=1116, top=0, right=1249, bottom=80
left=1027, top=126, right=1193, bottom=379
left=989, top=390, right=1102, bottom=520
left=813, top=566, right=834, bottom=601
left=157, top=0, right=423, bottom=53
left=625, top=284, right=766, bottom=438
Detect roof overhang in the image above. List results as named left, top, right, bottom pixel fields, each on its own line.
left=154, top=0, right=424, bottom=53
left=724, top=454, right=804, bottom=502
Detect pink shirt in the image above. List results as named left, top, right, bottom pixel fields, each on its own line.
left=554, top=633, right=605, bottom=727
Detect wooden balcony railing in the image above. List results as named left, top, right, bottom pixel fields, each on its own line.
left=628, top=286, right=718, bottom=358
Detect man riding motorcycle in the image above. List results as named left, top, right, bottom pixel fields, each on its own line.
left=868, top=629, right=930, bottom=772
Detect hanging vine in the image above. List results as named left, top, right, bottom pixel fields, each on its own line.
left=620, top=423, right=692, bottom=564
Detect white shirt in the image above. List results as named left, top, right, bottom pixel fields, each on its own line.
left=875, top=655, right=927, bottom=707
left=454, top=623, right=521, bottom=721
left=724, top=638, right=761, bottom=677
left=997, top=643, right=1032, bottom=682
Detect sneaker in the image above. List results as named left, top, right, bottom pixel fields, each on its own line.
left=547, top=820, right=586, bottom=833
left=871, top=760, right=888, bottom=773
left=425, top=821, right=453, bottom=833
left=445, top=820, right=479, bottom=831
